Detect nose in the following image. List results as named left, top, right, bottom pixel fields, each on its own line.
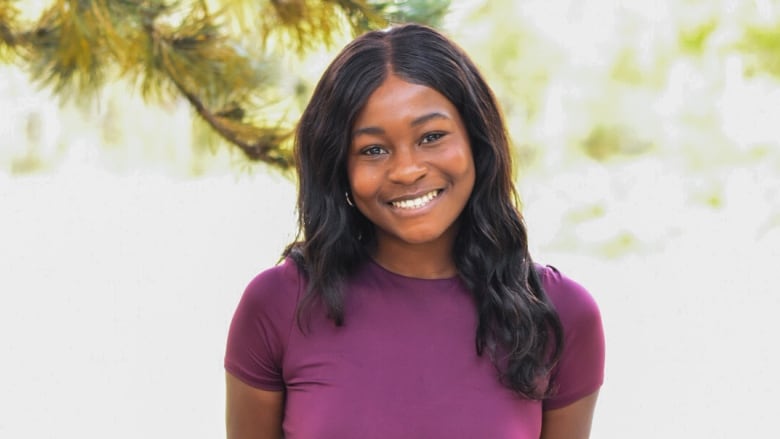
left=387, top=147, right=426, bottom=185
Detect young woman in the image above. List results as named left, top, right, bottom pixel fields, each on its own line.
left=225, top=24, right=605, bottom=439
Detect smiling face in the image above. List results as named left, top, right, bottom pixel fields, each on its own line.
left=346, top=74, right=475, bottom=272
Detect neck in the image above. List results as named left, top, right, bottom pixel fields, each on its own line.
left=371, top=238, right=457, bottom=279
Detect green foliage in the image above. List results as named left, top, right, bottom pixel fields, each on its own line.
left=232, top=0, right=387, bottom=52
left=0, top=0, right=450, bottom=170
left=24, top=0, right=113, bottom=98
left=610, top=48, right=644, bottom=85
left=609, top=47, right=669, bottom=88
left=0, top=0, right=19, bottom=61
left=679, top=18, right=718, bottom=55
left=581, top=125, right=622, bottom=161
left=565, top=203, right=606, bottom=223
left=598, top=231, right=639, bottom=259
left=375, top=0, right=449, bottom=28
left=739, top=21, right=780, bottom=77
left=580, top=124, right=653, bottom=162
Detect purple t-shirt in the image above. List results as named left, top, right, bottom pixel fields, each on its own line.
left=225, top=258, right=604, bottom=438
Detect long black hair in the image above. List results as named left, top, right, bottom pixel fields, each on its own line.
left=284, top=23, right=563, bottom=399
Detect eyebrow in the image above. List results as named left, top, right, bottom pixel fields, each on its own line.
left=351, top=112, right=450, bottom=138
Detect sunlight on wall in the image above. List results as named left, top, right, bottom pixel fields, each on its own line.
left=0, top=169, right=297, bottom=438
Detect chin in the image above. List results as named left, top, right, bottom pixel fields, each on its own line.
left=395, top=230, right=447, bottom=246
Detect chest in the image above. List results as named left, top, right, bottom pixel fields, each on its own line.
left=279, top=284, right=543, bottom=438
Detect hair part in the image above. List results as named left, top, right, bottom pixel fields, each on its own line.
left=284, top=23, right=563, bottom=399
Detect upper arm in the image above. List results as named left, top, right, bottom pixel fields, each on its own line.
left=226, top=372, right=285, bottom=439
left=224, top=263, right=298, bottom=439
left=540, top=265, right=605, bottom=410
left=540, top=390, right=599, bottom=439
left=537, top=265, right=605, bottom=437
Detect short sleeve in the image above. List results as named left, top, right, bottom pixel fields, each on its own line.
left=224, top=260, right=300, bottom=391
left=539, top=265, right=606, bottom=411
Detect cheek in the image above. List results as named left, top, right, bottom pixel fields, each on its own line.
left=347, top=164, right=382, bottom=199
left=447, top=145, right=476, bottom=184
left=453, top=151, right=476, bottom=200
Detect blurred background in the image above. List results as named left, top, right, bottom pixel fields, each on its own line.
left=1, top=0, right=778, bottom=437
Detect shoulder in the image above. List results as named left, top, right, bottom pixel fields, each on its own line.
left=535, top=263, right=606, bottom=410
left=535, top=263, right=601, bottom=332
left=243, top=258, right=303, bottom=304
left=234, top=258, right=304, bottom=324
left=225, top=258, right=303, bottom=390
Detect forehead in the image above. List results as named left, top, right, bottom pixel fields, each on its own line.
left=353, top=74, right=459, bottom=128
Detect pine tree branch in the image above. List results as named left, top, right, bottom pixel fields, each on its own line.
left=0, top=0, right=450, bottom=171
left=174, top=78, right=293, bottom=168
left=0, top=0, right=20, bottom=58
left=0, top=14, right=14, bottom=46
left=142, top=6, right=293, bottom=168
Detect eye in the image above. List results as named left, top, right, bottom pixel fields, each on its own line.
left=420, top=132, right=445, bottom=145
left=361, top=145, right=387, bottom=156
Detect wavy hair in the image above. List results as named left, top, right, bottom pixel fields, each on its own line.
left=284, top=23, right=563, bottom=399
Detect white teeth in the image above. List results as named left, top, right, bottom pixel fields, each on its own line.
left=391, top=190, right=439, bottom=209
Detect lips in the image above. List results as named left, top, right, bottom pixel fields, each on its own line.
left=388, top=189, right=442, bottom=209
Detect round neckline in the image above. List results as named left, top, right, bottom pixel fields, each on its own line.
left=366, top=258, right=461, bottom=283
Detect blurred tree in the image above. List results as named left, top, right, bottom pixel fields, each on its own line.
left=0, top=0, right=449, bottom=171
left=739, top=20, right=780, bottom=78
left=678, top=18, right=718, bottom=56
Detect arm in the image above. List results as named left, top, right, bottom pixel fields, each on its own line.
left=540, top=390, right=599, bottom=439
left=226, top=372, right=285, bottom=439
left=537, top=265, right=605, bottom=439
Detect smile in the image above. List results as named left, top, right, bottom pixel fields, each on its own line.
left=389, top=190, right=441, bottom=209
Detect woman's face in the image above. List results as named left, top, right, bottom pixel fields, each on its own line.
left=346, top=73, right=475, bottom=255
